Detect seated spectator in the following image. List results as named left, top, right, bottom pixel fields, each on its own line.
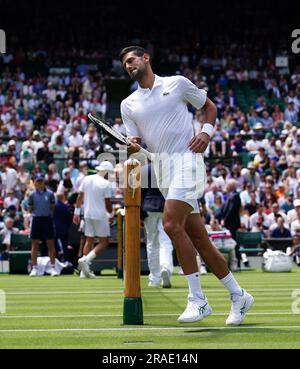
left=57, top=168, right=74, bottom=197
left=50, top=125, right=67, bottom=147
left=272, top=104, right=284, bottom=123
left=112, top=117, right=127, bottom=136
left=227, top=120, right=239, bottom=137
left=284, top=102, right=298, bottom=124
left=251, top=215, right=268, bottom=236
left=244, top=191, right=259, bottom=216
left=211, top=159, right=230, bottom=178
left=20, top=110, right=33, bottom=134
left=230, top=133, right=246, bottom=156
left=246, top=133, right=262, bottom=154
left=242, top=162, right=260, bottom=188
left=20, top=143, right=35, bottom=168
left=260, top=183, right=277, bottom=207
left=74, top=161, right=87, bottom=193
left=0, top=217, right=19, bottom=251
left=267, top=202, right=289, bottom=229
left=290, top=212, right=300, bottom=236
left=253, top=147, right=270, bottom=172
left=45, top=163, right=61, bottom=193
left=65, top=159, right=79, bottom=185
left=33, top=110, right=47, bottom=131
left=1, top=163, right=18, bottom=194
left=68, top=125, right=84, bottom=158
left=50, top=134, right=66, bottom=176
left=16, top=162, right=31, bottom=195
left=82, top=125, right=99, bottom=150
left=46, top=111, right=61, bottom=134
left=210, top=122, right=229, bottom=156
left=240, top=183, right=259, bottom=206
left=205, top=218, right=238, bottom=271
left=270, top=216, right=292, bottom=238
left=3, top=189, right=20, bottom=210
left=225, top=89, right=239, bottom=109
left=31, top=130, right=44, bottom=155
left=3, top=204, right=24, bottom=230
left=274, top=182, right=286, bottom=204
left=204, top=184, right=223, bottom=208
left=261, top=110, right=273, bottom=129
left=20, top=189, right=32, bottom=232
left=281, top=193, right=294, bottom=213
left=240, top=209, right=251, bottom=230
left=207, top=194, right=223, bottom=218
left=226, top=164, right=244, bottom=190
left=6, top=140, right=18, bottom=168
left=250, top=204, right=270, bottom=230
left=36, top=137, right=53, bottom=165
left=286, top=234, right=300, bottom=266
left=284, top=164, right=298, bottom=196
left=72, top=108, right=88, bottom=131
left=17, top=122, right=29, bottom=139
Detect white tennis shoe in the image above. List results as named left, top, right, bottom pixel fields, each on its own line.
left=50, top=268, right=59, bottom=277
left=161, top=269, right=171, bottom=288
left=88, top=271, right=97, bottom=279
left=29, top=268, right=38, bottom=277
left=148, top=281, right=160, bottom=288
left=226, top=289, right=254, bottom=325
left=178, top=295, right=212, bottom=323
left=78, top=256, right=91, bottom=277
left=79, top=270, right=87, bottom=278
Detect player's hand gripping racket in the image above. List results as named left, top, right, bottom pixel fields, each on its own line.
left=88, top=113, right=153, bottom=161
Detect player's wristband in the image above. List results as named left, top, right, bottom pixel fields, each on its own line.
left=201, top=123, right=214, bottom=138
left=74, top=208, right=81, bottom=216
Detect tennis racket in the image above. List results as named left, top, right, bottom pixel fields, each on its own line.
left=88, top=113, right=153, bottom=161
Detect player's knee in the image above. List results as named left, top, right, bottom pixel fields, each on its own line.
left=163, top=221, right=183, bottom=239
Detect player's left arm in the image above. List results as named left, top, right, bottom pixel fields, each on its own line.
left=73, top=191, right=84, bottom=225
left=189, top=97, right=217, bottom=153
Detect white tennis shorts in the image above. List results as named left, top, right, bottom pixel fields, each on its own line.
left=84, top=218, right=110, bottom=237
left=153, top=151, right=207, bottom=213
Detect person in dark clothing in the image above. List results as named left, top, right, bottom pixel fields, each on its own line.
left=36, top=137, right=53, bottom=164
left=244, top=191, right=259, bottom=216
left=141, top=163, right=174, bottom=288
left=218, top=179, right=242, bottom=266
left=28, top=172, right=57, bottom=277
left=218, top=179, right=241, bottom=239
left=270, top=216, right=292, bottom=238
left=54, top=192, right=73, bottom=262
left=33, top=109, right=47, bottom=130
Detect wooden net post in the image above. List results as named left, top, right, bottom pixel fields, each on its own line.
left=123, top=158, right=143, bottom=325
left=116, top=208, right=124, bottom=279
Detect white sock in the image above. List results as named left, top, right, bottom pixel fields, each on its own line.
left=50, top=264, right=55, bottom=269
left=186, top=272, right=205, bottom=299
left=85, top=250, right=97, bottom=263
left=221, top=272, right=243, bottom=298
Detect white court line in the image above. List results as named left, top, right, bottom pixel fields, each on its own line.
left=0, top=312, right=298, bottom=319
left=3, top=288, right=299, bottom=295
left=0, top=325, right=300, bottom=333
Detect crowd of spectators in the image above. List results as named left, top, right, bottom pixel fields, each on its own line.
left=0, top=37, right=300, bottom=266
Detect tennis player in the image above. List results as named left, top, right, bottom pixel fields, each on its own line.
left=73, top=161, right=113, bottom=278
left=119, top=46, right=254, bottom=325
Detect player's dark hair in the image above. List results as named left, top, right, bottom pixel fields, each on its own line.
left=119, top=46, right=149, bottom=63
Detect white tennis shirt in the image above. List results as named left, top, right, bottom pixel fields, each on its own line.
left=79, top=174, right=112, bottom=220
left=121, top=75, right=207, bottom=154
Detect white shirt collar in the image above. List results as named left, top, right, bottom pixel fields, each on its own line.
left=138, top=75, right=163, bottom=94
